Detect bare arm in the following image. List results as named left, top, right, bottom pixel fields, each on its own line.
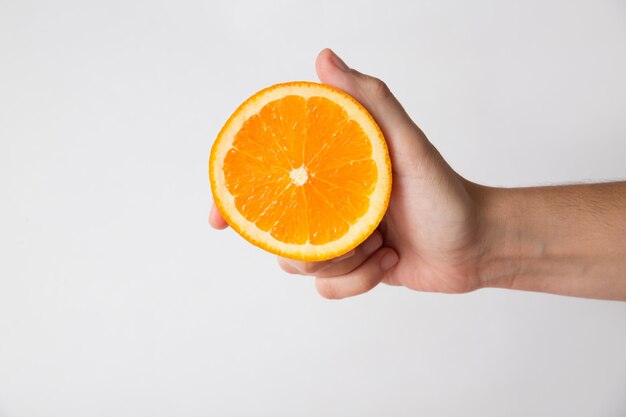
left=474, top=182, right=626, bottom=300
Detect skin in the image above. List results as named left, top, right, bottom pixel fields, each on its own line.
left=210, top=48, right=626, bottom=301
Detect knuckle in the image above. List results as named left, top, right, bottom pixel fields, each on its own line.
left=278, top=259, right=323, bottom=275
left=359, top=231, right=383, bottom=255
left=355, top=276, right=375, bottom=295
left=301, top=262, right=322, bottom=274
left=316, top=279, right=341, bottom=300
left=277, top=258, right=299, bottom=274
left=367, top=77, right=392, bottom=100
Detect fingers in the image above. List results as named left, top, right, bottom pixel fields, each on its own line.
left=277, top=231, right=383, bottom=277
left=278, top=229, right=399, bottom=300
left=315, top=48, right=431, bottom=168
left=209, top=203, right=229, bottom=229
left=315, top=248, right=399, bottom=299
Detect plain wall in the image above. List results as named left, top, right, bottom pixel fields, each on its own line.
left=1, top=0, right=625, bottom=416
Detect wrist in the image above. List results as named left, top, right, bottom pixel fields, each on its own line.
left=469, top=184, right=527, bottom=291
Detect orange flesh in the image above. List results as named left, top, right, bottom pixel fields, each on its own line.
left=223, top=95, right=377, bottom=245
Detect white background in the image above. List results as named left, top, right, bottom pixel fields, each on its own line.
left=1, top=0, right=626, bottom=416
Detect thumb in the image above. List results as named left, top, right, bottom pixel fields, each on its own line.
left=315, top=48, right=432, bottom=168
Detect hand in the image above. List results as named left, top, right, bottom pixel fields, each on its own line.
left=212, top=49, right=626, bottom=301
left=211, top=48, right=488, bottom=299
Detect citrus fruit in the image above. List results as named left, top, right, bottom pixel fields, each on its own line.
left=209, top=81, right=391, bottom=261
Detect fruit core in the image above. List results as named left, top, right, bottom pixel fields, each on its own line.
left=289, top=166, right=308, bottom=186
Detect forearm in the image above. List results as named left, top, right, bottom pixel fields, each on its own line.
left=473, top=182, right=626, bottom=300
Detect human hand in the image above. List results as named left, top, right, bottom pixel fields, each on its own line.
left=210, top=48, right=488, bottom=299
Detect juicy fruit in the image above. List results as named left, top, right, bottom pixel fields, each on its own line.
left=209, top=81, right=391, bottom=261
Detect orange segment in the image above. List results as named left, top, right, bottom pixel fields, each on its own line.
left=313, top=160, right=378, bottom=197
left=209, top=81, right=391, bottom=261
left=258, top=96, right=307, bottom=168
left=304, top=96, right=348, bottom=167
left=303, top=182, right=351, bottom=245
left=267, top=185, right=309, bottom=244
left=232, top=114, right=291, bottom=170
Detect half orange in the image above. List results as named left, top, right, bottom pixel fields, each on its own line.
left=209, top=82, right=391, bottom=261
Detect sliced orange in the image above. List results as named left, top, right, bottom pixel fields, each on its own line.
left=209, top=81, right=391, bottom=261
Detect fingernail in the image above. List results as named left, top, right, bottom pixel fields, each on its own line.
left=380, top=252, right=398, bottom=271
left=332, top=250, right=355, bottom=263
left=328, top=49, right=349, bottom=72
